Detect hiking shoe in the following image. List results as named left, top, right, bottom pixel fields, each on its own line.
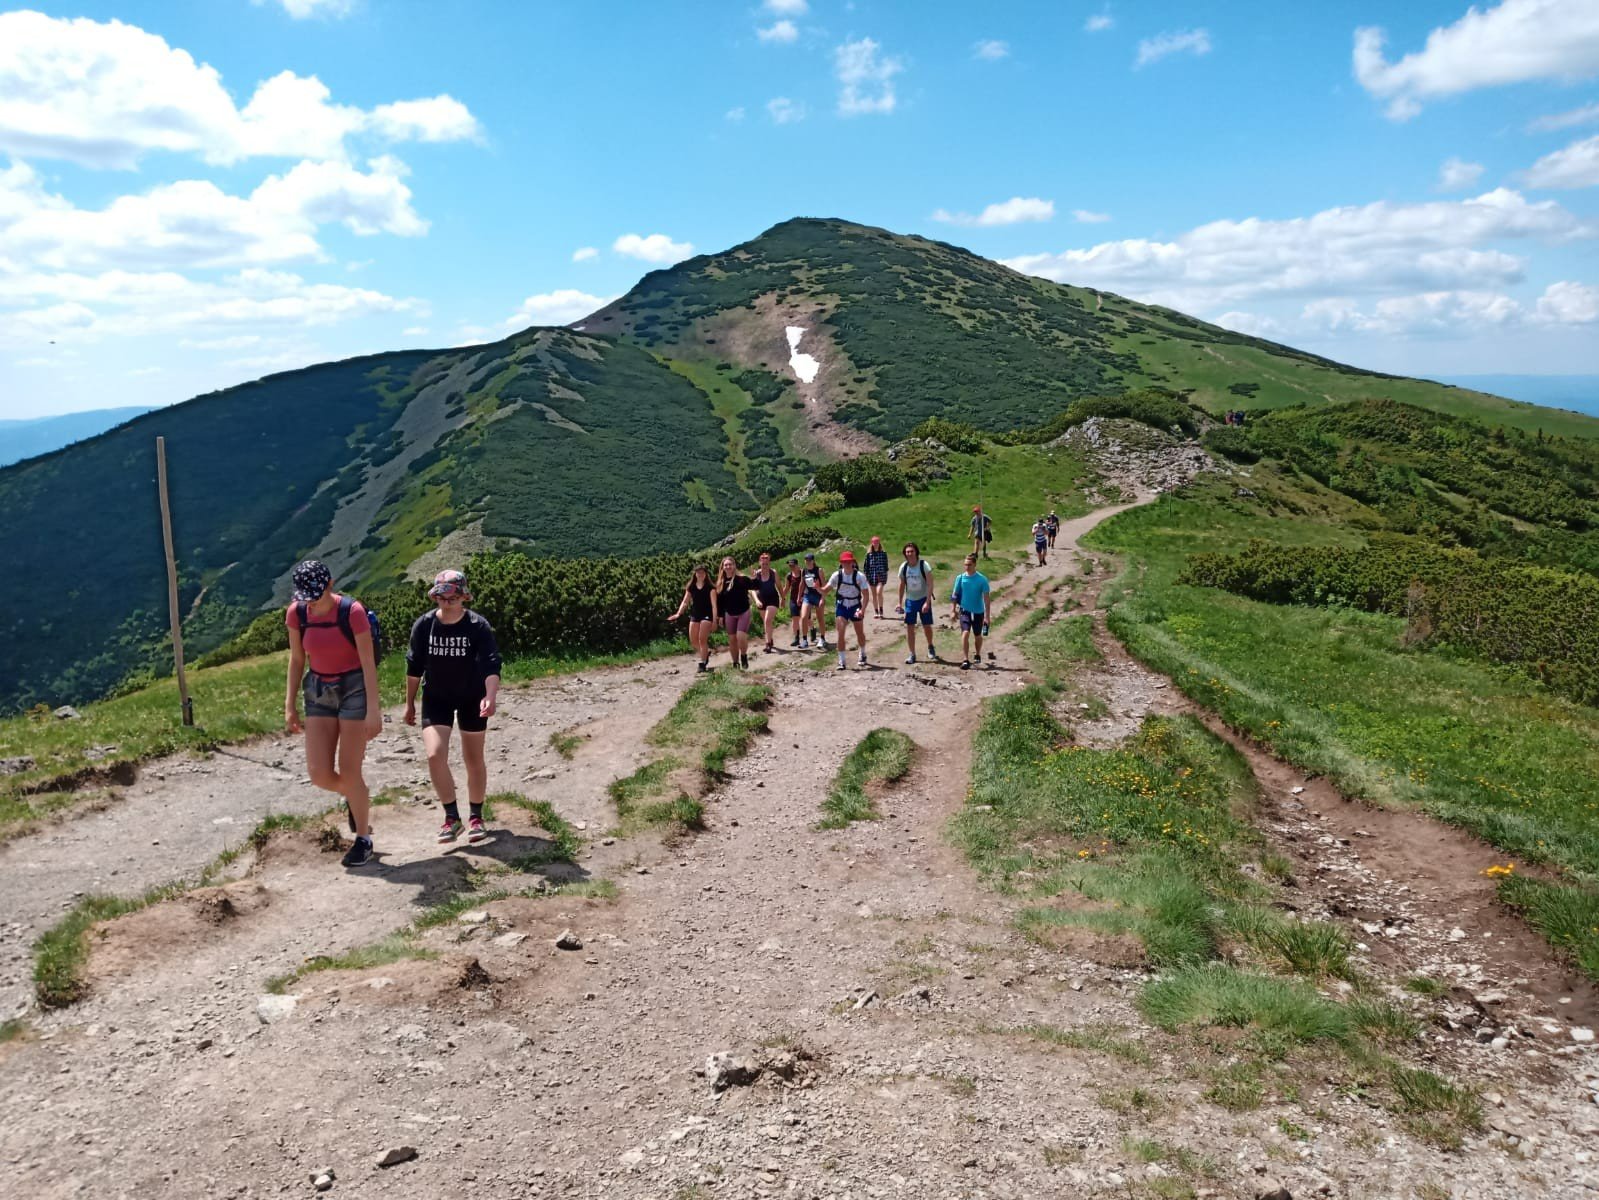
left=697, top=662, right=708, bottom=673
left=961, top=660, right=971, bottom=670
left=836, top=661, right=848, bottom=671
left=905, top=654, right=916, bottom=665
left=789, top=636, right=800, bottom=647
left=859, top=654, right=868, bottom=666
left=342, top=836, right=374, bottom=868
left=437, top=818, right=464, bottom=844
left=740, top=653, right=749, bottom=669
left=929, top=646, right=939, bottom=659
left=467, top=816, right=488, bottom=844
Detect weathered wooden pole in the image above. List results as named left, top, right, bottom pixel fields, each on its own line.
left=155, top=436, right=194, bottom=726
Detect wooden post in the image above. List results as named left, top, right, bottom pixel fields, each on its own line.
left=155, top=437, right=194, bottom=726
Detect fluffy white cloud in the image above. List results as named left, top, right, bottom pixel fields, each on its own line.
left=0, top=265, right=420, bottom=347
left=1355, top=0, right=1599, bottom=121
left=758, top=20, right=799, bottom=44
left=764, top=0, right=807, bottom=13
left=725, top=106, right=746, bottom=122
left=933, top=197, right=1055, bottom=227
left=1136, top=29, right=1211, bottom=68
left=612, top=233, right=694, bottom=264
left=767, top=97, right=806, bottom=125
left=1529, top=100, right=1599, bottom=131
left=0, top=156, right=424, bottom=274
left=973, top=40, right=1010, bottom=61
left=1073, top=209, right=1111, bottom=224
left=1535, top=279, right=1599, bottom=322
left=0, top=11, right=481, bottom=168
left=836, top=38, right=903, bottom=116
left=1212, top=311, right=1284, bottom=338
left=1085, top=13, right=1114, bottom=33
left=1437, top=157, right=1485, bottom=191
left=1002, top=188, right=1588, bottom=312
left=504, top=289, right=615, bottom=329
left=257, top=0, right=356, bottom=18
left=571, top=246, right=599, bottom=262
left=1522, top=133, right=1599, bottom=187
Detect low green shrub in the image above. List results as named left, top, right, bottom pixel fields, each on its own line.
left=813, top=454, right=910, bottom=505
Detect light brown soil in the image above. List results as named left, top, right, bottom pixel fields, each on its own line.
left=2, top=504, right=1596, bottom=1199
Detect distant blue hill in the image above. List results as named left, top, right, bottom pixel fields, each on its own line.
left=0, top=406, right=156, bottom=468
left=1436, top=375, right=1599, bottom=419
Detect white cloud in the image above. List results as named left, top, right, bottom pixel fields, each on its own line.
left=0, top=156, right=425, bottom=275
left=0, top=266, right=420, bottom=347
left=758, top=20, right=799, bottom=44
left=1073, top=209, right=1112, bottom=224
left=1085, top=13, right=1114, bottom=33
left=612, top=233, right=694, bottom=264
left=1528, top=100, right=1599, bottom=131
left=401, top=325, right=430, bottom=337
left=836, top=38, right=904, bottom=116
left=764, top=0, right=807, bottom=13
left=973, top=40, right=1010, bottom=61
left=1136, top=29, right=1211, bottom=68
left=933, top=197, right=1055, bottom=227
left=767, top=97, right=807, bottom=125
left=257, top=0, right=356, bottom=18
left=1212, top=311, right=1283, bottom=339
left=725, top=106, right=746, bottom=122
left=1001, top=188, right=1589, bottom=313
left=1522, top=133, right=1599, bottom=187
left=1535, top=279, right=1599, bottom=322
left=1437, top=157, right=1485, bottom=191
left=571, top=246, right=599, bottom=262
left=1355, top=0, right=1599, bottom=121
left=507, top=289, right=616, bottom=327
left=0, top=11, right=482, bottom=168
left=367, top=96, right=482, bottom=144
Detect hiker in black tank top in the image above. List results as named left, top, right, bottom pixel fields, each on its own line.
left=669, top=564, right=717, bottom=672
left=717, top=556, right=758, bottom=670
left=751, top=552, right=783, bottom=653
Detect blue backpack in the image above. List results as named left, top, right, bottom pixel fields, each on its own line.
left=295, top=595, right=387, bottom=663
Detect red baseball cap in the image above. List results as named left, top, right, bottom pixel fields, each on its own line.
left=839, top=551, right=856, bottom=563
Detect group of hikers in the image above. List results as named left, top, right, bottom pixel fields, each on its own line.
left=284, top=502, right=1047, bottom=869
left=666, top=536, right=993, bottom=675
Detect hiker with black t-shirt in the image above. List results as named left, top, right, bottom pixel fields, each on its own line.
left=716, top=556, right=758, bottom=670
left=404, top=570, right=503, bottom=846
left=669, top=563, right=717, bottom=672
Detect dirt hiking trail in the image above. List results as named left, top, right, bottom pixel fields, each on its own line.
left=2, top=501, right=1597, bottom=1199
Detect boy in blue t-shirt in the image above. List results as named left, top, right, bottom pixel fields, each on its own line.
left=950, top=553, right=991, bottom=670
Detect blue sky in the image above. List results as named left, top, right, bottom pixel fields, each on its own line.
left=3, top=0, right=1599, bottom=418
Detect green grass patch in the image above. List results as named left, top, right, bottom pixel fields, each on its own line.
left=818, top=728, right=914, bottom=829
left=550, top=730, right=585, bottom=759
left=1497, top=874, right=1599, bottom=979
left=266, top=933, right=436, bottom=994
left=0, top=1017, right=30, bottom=1044
left=1016, top=612, right=1100, bottom=685
left=34, top=887, right=182, bottom=1008
left=1087, top=475, right=1599, bottom=980
left=1015, top=1021, right=1152, bottom=1065
left=479, top=790, right=581, bottom=864
left=1140, top=964, right=1354, bottom=1044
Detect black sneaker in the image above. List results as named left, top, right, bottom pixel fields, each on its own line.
left=342, top=836, right=374, bottom=868
left=741, top=653, right=749, bottom=669
left=961, top=660, right=971, bottom=670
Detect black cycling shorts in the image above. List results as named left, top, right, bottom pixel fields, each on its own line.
left=422, top=692, right=488, bottom=733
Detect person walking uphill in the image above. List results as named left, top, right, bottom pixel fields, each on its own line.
left=669, top=563, right=717, bottom=672
left=284, top=560, right=382, bottom=868
left=864, top=536, right=890, bottom=619
left=823, top=550, right=870, bottom=670
left=951, top=553, right=991, bottom=670
left=404, top=570, right=503, bottom=846
left=897, top=542, right=938, bottom=665
left=970, top=506, right=992, bottom=559
left=716, top=556, right=757, bottom=670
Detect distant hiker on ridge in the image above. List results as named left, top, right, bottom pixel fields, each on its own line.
left=404, top=570, right=503, bottom=847
left=1032, top=516, right=1049, bottom=566
left=283, top=559, right=381, bottom=869
left=1046, top=510, right=1060, bottom=549
left=970, top=506, right=992, bottom=559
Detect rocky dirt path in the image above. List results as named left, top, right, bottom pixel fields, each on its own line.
left=3, top=504, right=1597, bottom=1199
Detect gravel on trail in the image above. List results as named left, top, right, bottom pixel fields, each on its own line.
left=2, top=499, right=1596, bottom=1199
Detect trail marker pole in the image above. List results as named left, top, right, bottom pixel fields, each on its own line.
left=155, top=436, right=194, bottom=727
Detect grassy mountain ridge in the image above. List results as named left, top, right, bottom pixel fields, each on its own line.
left=7, top=214, right=1599, bottom=714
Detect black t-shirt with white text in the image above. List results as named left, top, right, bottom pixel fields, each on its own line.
left=406, top=610, right=503, bottom=697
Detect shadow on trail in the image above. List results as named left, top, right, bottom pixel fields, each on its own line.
left=369, top=831, right=592, bottom=912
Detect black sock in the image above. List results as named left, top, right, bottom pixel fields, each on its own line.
left=470, top=803, right=483, bottom=820
left=443, top=803, right=461, bottom=822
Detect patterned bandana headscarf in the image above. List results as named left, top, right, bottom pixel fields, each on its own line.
left=430, top=569, right=469, bottom=599
left=291, top=560, right=332, bottom=602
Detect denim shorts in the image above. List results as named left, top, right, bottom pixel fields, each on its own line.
left=904, top=597, right=934, bottom=626
left=959, top=611, right=987, bottom=633
left=303, top=669, right=367, bottom=720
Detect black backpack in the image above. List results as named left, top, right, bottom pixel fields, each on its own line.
left=295, top=595, right=387, bottom=664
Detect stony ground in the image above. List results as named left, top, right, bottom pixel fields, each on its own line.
left=1, top=504, right=1596, bottom=1200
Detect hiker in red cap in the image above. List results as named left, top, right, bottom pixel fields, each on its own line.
left=821, top=550, right=870, bottom=670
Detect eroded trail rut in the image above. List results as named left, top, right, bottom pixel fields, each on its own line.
left=3, top=503, right=1597, bottom=1199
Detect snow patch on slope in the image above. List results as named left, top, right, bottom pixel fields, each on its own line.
left=785, top=325, right=820, bottom=384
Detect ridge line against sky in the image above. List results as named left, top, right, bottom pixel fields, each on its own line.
left=1, top=0, right=1597, bottom=418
